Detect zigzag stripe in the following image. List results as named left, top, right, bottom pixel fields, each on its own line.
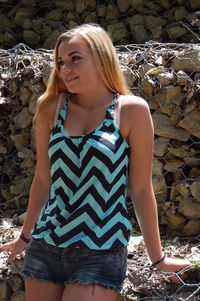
left=39, top=203, right=49, bottom=222
left=52, top=168, right=77, bottom=193
left=41, top=201, right=69, bottom=222
left=50, top=122, right=122, bottom=155
left=34, top=219, right=57, bottom=233
left=50, top=145, right=128, bottom=179
left=57, top=202, right=129, bottom=229
left=40, top=183, right=126, bottom=226
left=52, top=156, right=126, bottom=192
left=35, top=206, right=130, bottom=241
left=81, top=147, right=128, bottom=174
left=50, top=136, right=81, bottom=158
left=50, top=156, right=81, bottom=181
left=48, top=135, right=65, bottom=149
left=92, top=122, right=115, bottom=134
left=99, top=122, right=115, bottom=132
left=51, top=150, right=128, bottom=186
left=40, top=196, right=59, bottom=221
left=54, top=183, right=125, bottom=213
left=49, top=138, right=67, bottom=156
left=51, top=166, right=126, bottom=198
left=49, top=219, right=130, bottom=247
left=71, top=125, right=123, bottom=155
left=72, top=136, right=90, bottom=153
left=91, top=133, right=124, bottom=153
left=42, top=191, right=128, bottom=228
left=37, top=209, right=63, bottom=229
left=76, top=165, right=126, bottom=193
left=49, top=123, right=129, bottom=166
left=57, top=231, right=128, bottom=249
left=82, top=230, right=129, bottom=249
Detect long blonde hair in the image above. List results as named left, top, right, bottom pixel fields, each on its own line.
left=35, top=23, right=129, bottom=122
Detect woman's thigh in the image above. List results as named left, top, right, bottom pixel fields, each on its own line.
left=25, top=279, right=64, bottom=301
left=61, top=283, right=118, bottom=301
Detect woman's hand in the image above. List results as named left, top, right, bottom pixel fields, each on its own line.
left=156, top=256, right=191, bottom=283
left=0, top=236, right=27, bottom=264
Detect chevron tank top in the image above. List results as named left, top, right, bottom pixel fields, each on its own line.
left=32, top=93, right=131, bottom=250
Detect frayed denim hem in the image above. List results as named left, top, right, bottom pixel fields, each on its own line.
left=19, top=269, right=64, bottom=286
left=64, top=278, right=122, bottom=293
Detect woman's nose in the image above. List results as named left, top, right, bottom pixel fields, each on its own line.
left=61, top=62, right=72, bottom=71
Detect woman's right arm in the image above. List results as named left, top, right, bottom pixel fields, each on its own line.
left=0, top=98, right=52, bottom=262
left=21, top=103, right=52, bottom=239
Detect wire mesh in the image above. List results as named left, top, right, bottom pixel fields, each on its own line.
left=123, top=236, right=200, bottom=300
left=0, top=42, right=200, bottom=299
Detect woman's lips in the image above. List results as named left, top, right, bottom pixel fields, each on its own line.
left=66, top=76, right=78, bottom=82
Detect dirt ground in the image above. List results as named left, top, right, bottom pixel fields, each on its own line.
left=0, top=217, right=200, bottom=301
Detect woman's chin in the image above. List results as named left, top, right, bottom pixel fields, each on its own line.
left=64, top=83, right=80, bottom=94
left=64, top=85, right=78, bottom=94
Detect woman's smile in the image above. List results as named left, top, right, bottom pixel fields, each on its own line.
left=65, top=75, right=79, bottom=83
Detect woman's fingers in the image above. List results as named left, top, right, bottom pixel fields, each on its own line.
left=0, top=238, right=26, bottom=264
left=8, top=239, right=26, bottom=263
left=0, top=241, right=15, bottom=252
left=8, top=247, right=17, bottom=264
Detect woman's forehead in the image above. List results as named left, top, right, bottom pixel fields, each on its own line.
left=58, top=36, right=90, bottom=56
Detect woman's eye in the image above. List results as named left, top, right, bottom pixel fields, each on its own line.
left=72, top=56, right=81, bottom=62
left=58, top=61, right=64, bottom=66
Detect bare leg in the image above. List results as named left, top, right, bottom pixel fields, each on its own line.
left=61, top=283, right=118, bottom=301
left=25, top=279, right=64, bottom=301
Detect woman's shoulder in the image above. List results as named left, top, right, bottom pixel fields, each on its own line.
left=117, top=94, right=151, bottom=141
left=35, top=93, right=60, bottom=129
left=119, top=94, right=150, bottom=120
left=120, top=94, right=149, bottom=109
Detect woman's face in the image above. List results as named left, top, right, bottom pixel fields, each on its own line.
left=57, top=36, right=101, bottom=94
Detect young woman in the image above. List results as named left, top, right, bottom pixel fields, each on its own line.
left=1, top=24, right=190, bottom=301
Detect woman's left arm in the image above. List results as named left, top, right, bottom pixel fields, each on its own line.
left=126, top=96, right=190, bottom=273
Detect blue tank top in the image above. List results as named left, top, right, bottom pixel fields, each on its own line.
left=32, top=93, right=131, bottom=249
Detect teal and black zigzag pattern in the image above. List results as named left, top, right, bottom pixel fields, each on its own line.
left=32, top=94, right=132, bottom=249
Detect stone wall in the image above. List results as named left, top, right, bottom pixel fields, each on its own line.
left=1, top=42, right=200, bottom=238
left=0, top=0, right=200, bottom=49
left=0, top=42, right=200, bottom=301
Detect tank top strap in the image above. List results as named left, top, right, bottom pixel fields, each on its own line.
left=106, top=92, right=119, bottom=119
left=110, top=92, right=119, bottom=109
left=56, top=94, right=71, bottom=127
left=53, top=94, right=63, bottom=127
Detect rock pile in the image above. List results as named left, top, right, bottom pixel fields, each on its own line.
left=121, top=42, right=200, bottom=237
left=0, top=42, right=200, bottom=239
left=0, top=0, right=200, bottom=49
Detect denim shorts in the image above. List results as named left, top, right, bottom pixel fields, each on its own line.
left=20, top=238, right=127, bottom=292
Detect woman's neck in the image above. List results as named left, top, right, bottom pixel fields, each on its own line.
left=71, top=89, right=116, bottom=111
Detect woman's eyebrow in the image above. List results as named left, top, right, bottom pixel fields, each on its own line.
left=68, top=50, right=82, bottom=56
left=58, top=51, right=82, bottom=60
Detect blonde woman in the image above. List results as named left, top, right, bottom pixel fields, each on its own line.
left=1, top=24, right=190, bottom=301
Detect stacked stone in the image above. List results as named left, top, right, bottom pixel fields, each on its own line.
left=120, top=43, right=200, bottom=237
left=0, top=0, right=200, bottom=49
left=146, top=47, right=200, bottom=237
left=0, top=50, right=51, bottom=216
left=1, top=43, right=200, bottom=240
left=0, top=45, right=200, bottom=301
